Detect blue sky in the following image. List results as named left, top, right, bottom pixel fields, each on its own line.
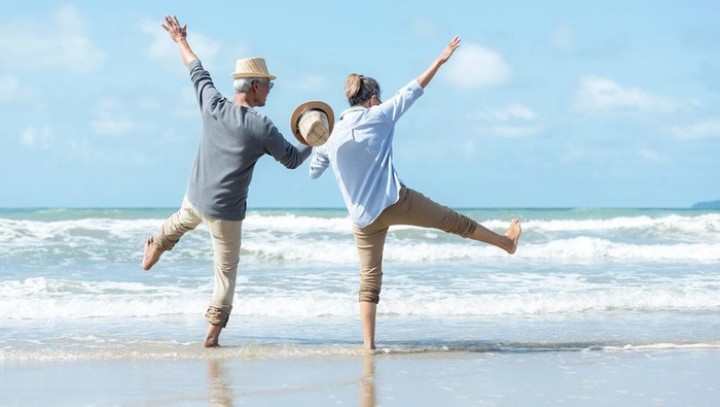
left=1, top=1, right=718, bottom=208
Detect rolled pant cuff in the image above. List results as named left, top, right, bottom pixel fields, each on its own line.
left=358, top=290, right=380, bottom=304
left=205, top=306, right=232, bottom=328
left=152, top=234, right=179, bottom=252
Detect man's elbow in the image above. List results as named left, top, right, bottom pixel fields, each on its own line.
left=282, top=146, right=311, bottom=169
left=282, top=155, right=305, bottom=170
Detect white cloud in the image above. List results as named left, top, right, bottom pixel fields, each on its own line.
left=169, top=88, right=201, bottom=118
left=552, top=24, right=576, bottom=52
left=638, top=149, right=665, bottom=164
left=141, top=19, right=180, bottom=61
left=572, top=76, right=678, bottom=114
left=411, top=18, right=439, bottom=38
left=66, top=139, right=92, bottom=158
left=0, top=5, right=105, bottom=73
left=444, top=44, right=510, bottom=89
left=667, top=120, right=720, bottom=140
left=460, top=140, right=477, bottom=158
left=560, top=146, right=589, bottom=164
left=181, top=87, right=197, bottom=105
left=485, top=125, right=543, bottom=138
left=290, top=74, right=330, bottom=92
left=478, top=104, right=539, bottom=122
left=467, top=104, right=542, bottom=138
left=0, top=74, right=34, bottom=102
left=20, top=127, right=53, bottom=149
left=139, top=19, right=221, bottom=64
left=92, top=99, right=135, bottom=135
left=138, top=98, right=161, bottom=111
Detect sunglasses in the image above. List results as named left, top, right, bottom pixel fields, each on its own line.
left=256, top=79, right=274, bottom=90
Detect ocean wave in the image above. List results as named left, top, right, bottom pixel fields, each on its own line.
left=517, top=238, right=720, bottom=261
left=1, top=225, right=718, bottom=264
left=243, top=238, right=720, bottom=263
left=523, top=214, right=719, bottom=234
left=2, top=274, right=719, bottom=320
left=1, top=212, right=718, bottom=243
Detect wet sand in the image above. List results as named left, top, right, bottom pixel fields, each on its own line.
left=2, top=348, right=718, bottom=406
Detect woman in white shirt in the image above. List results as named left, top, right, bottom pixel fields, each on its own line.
left=310, top=36, right=521, bottom=350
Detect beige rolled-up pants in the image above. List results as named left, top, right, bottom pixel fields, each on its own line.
left=153, top=196, right=242, bottom=327
left=352, top=187, right=478, bottom=304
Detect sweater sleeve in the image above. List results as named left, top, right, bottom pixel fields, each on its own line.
left=263, top=121, right=312, bottom=169
left=188, top=59, right=223, bottom=114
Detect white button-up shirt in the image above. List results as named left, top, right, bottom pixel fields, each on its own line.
left=310, top=80, right=424, bottom=227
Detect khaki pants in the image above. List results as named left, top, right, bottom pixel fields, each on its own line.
left=153, top=196, right=242, bottom=327
left=352, top=187, right=477, bottom=304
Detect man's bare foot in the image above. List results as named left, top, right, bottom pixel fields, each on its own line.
left=141, top=237, right=164, bottom=271
left=504, top=219, right=522, bottom=254
left=204, top=324, right=222, bottom=348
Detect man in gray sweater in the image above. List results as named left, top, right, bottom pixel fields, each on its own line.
left=142, top=16, right=312, bottom=347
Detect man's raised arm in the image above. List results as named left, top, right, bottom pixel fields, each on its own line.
left=161, top=15, right=198, bottom=67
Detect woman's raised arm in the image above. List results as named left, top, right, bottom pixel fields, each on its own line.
left=416, top=36, right=461, bottom=89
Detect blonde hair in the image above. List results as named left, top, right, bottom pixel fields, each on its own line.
left=344, top=74, right=380, bottom=107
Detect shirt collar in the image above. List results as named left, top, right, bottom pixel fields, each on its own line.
left=339, top=106, right=367, bottom=121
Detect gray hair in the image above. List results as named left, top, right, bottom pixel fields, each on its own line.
left=233, top=77, right=269, bottom=93
left=233, top=78, right=254, bottom=93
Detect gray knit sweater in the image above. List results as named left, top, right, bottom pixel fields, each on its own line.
left=185, top=59, right=311, bottom=220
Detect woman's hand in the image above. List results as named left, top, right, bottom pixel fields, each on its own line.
left=416, top=36, right=462, bottom=89
left=437, top=36, right=461, bottom=65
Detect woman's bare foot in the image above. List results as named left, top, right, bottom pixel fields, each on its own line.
left=141, top=237, right=164, bottom=271
left=204, top=324, right=223, bottom=348
left=504, top=219, right=522, bottom=254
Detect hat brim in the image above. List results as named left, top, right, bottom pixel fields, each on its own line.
left=290, top=101, right=335, bottom=146
left=230, top=72, right=277, bottom=80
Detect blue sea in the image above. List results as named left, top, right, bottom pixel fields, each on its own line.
left=1, top=207, right=719, bottom=362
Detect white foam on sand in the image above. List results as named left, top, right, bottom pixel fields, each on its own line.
left=3, top=338, right=720, bottom=363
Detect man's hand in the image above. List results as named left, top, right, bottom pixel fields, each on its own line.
left=162, top=15, right=187, bottom=43
left=161, top=15, right=197, bottom=67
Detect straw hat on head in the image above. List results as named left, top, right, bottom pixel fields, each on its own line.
left=231, top=57, right=276, bottom=80
left=290, top=101, right=335, bottom=146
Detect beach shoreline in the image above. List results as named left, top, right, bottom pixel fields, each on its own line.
left=2, top=347, right=718, bottom=406
left=2, top=208, right=718, bottom=405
